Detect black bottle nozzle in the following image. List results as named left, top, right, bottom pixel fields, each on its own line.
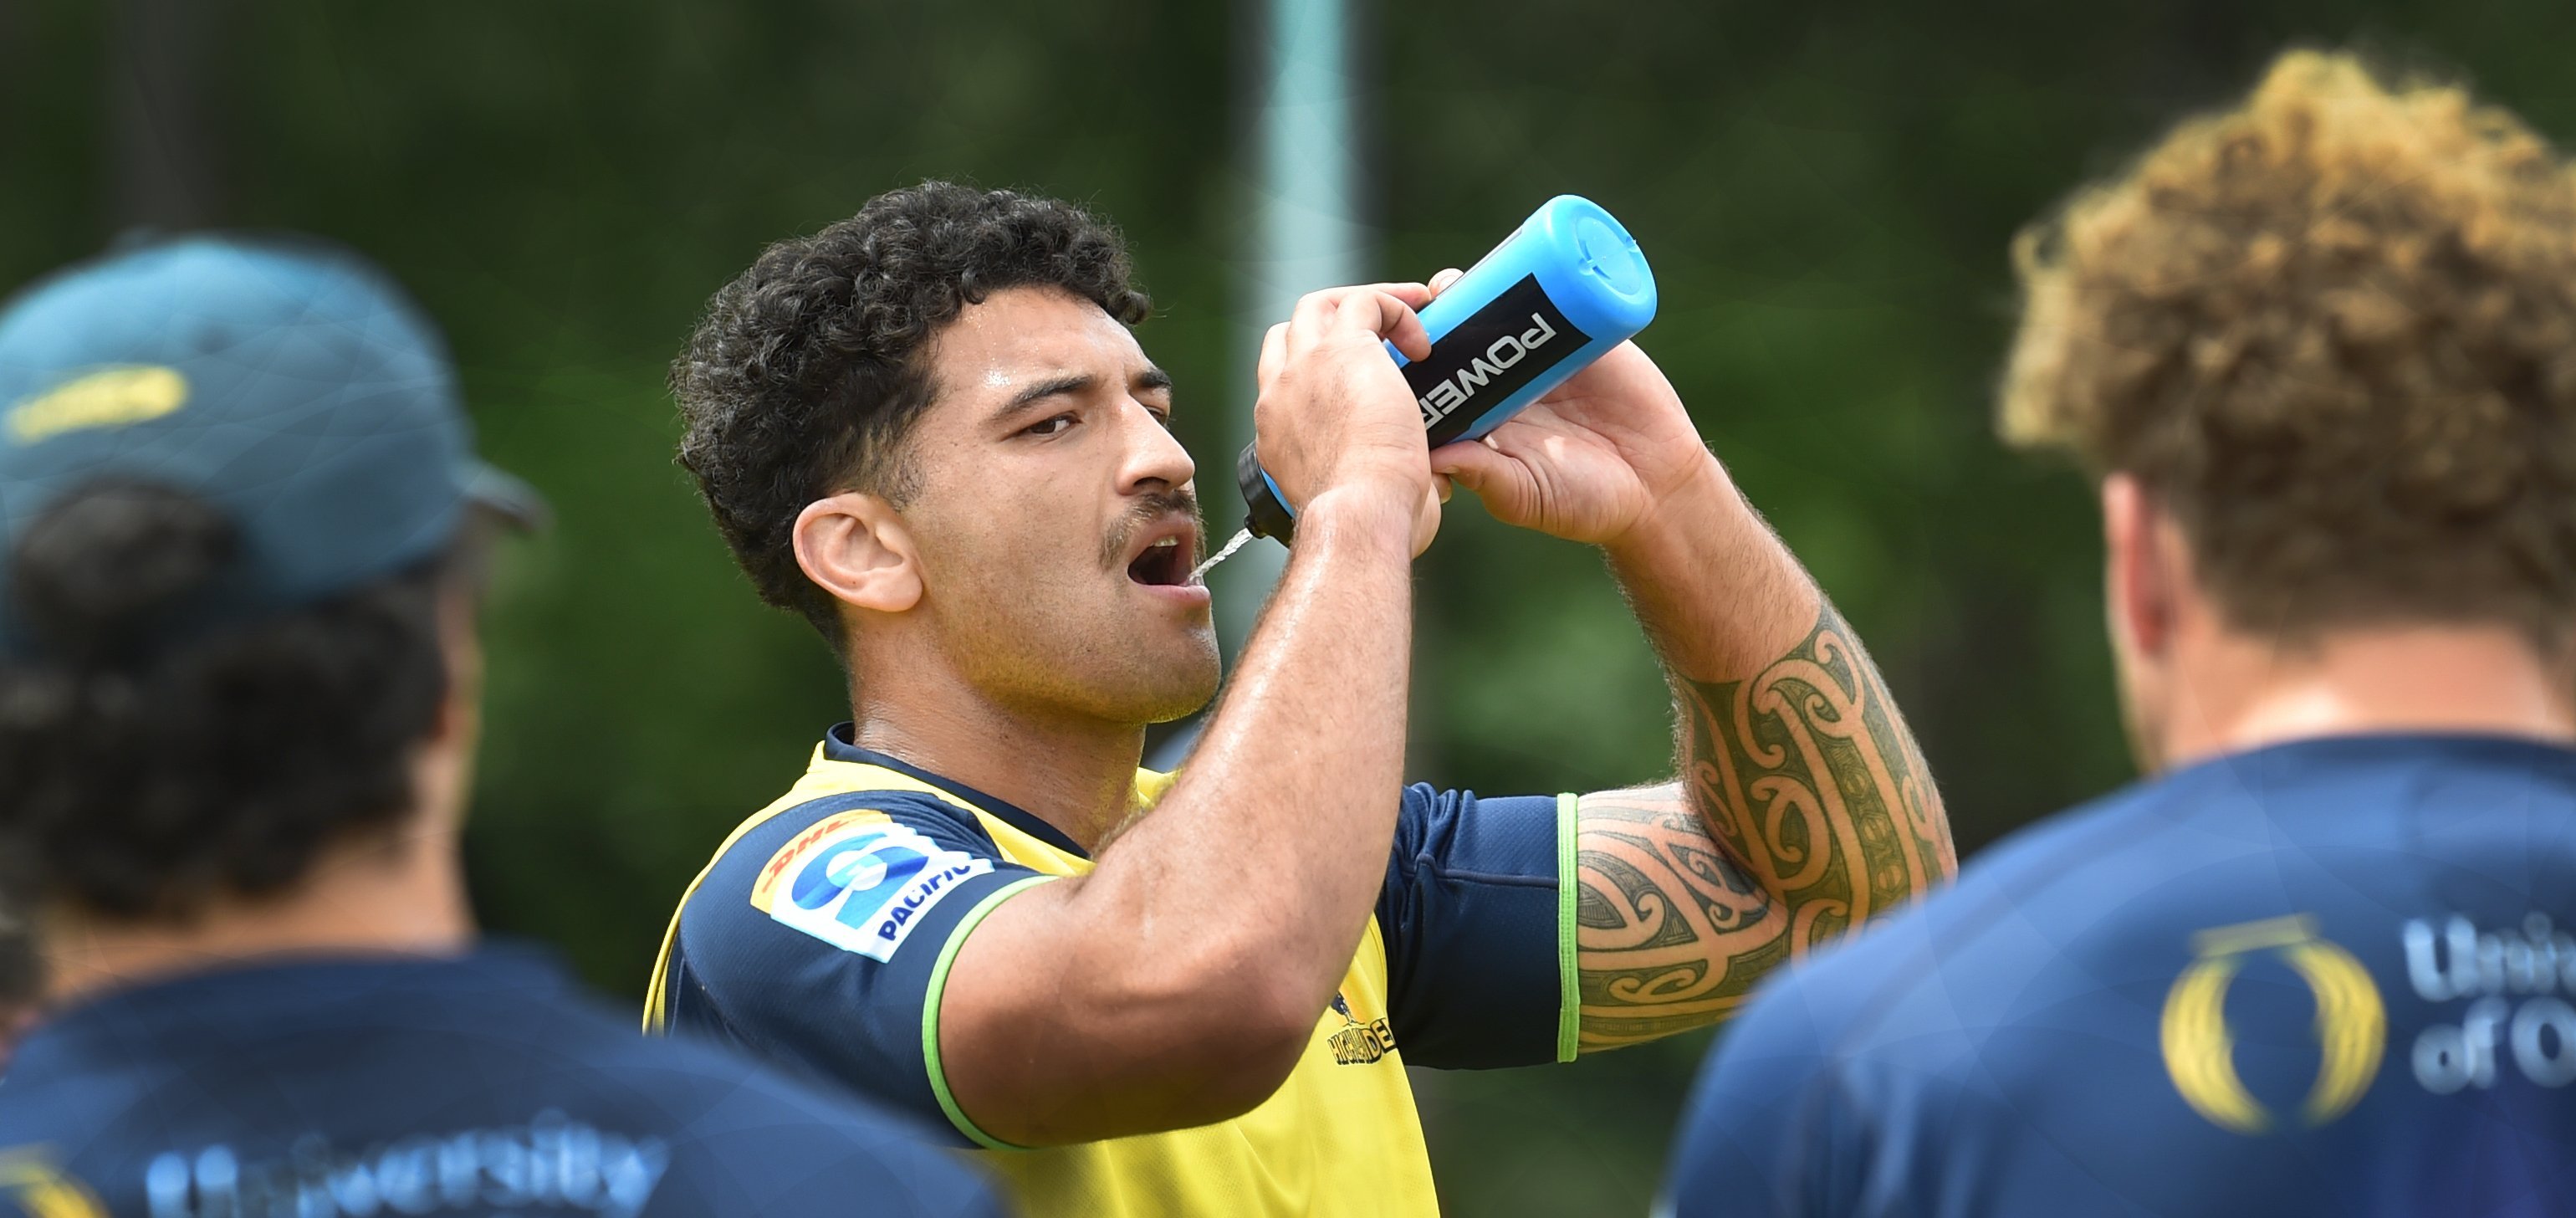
left=1236, top=443, right=1298, bottom=544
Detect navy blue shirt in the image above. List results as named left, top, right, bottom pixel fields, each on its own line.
left=0, top=946, right=1002, bottom=1218
left=1664, top=734, right=2576, bottom=1218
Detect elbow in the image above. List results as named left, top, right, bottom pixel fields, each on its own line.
left=1092, top=939, right=1327, bottom=1128
left=1206, top=965, right=1332, bottom=1110
left=1153, top=1016, right=1313, bottom=1128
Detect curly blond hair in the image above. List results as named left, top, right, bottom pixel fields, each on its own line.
left=2002, top=49, right=2576, bottom=642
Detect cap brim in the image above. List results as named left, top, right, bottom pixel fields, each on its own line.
left=464, top=462, right=551, bottom=532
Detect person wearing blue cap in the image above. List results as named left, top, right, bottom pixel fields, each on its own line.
left=0, top=234, right=1003, bottom=1218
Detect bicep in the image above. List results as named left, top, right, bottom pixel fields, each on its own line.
left=1574, top=784, right=1783, bottom=1052
left=937, top=867, right=1314, bottom=1147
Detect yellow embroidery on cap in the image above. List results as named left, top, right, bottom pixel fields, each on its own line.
left=7, top=366, right=190, bottom=444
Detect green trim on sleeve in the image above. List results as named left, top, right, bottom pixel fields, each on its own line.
left=1556, top=791, right=1581, bottom=1062
left=923, top=873, right=1059, bottom=1151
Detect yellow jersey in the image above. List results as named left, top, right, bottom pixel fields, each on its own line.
left=648, top=726, right=1577, bottom=1217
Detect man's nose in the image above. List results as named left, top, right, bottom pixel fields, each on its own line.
left=1117, top=402, right=1196, bottom=494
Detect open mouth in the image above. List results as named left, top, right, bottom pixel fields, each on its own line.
left=1126, top=530, right=1197, bottom=587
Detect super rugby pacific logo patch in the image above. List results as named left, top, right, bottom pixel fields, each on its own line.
left=749, top=811, right=992, bottom=961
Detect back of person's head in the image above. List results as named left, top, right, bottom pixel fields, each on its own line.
left=0, top=482, right=468, bottom=919
left=0, top=234, right=539, bottom=923
left=2002, top=49, right=2576, bottom=649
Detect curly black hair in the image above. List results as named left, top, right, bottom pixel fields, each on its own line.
left=0, top=479, right=474, bottom=919
left=672, top=181, right=1153, bottom=639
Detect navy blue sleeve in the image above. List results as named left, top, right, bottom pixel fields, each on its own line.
left=1376, top=782, right=1572, bottom=1069
left=1661, top=973, right=1860, bottom=1218
left=663, top=793, right=1053, bottom=1150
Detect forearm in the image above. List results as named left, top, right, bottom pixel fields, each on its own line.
left=1089, top=483, right=1417, bottom=1007
left=943, top=486, right=1419, bottom=1143
left=1602, top=453, right=1815, bottom=683
left=1606, top=455, right=1955, bottom=945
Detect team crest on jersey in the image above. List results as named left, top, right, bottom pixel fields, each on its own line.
left=2159, top=914, right=2385, bottom=1134
left=749, top=810, right=992, bottom=961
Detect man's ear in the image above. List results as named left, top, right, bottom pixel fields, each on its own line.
left=794, top=492, right=923, bottom=614
left=2103, top=473, right=2175, bottom=660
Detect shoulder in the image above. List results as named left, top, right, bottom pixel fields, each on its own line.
left=1720, top=775, right=2182, bottom=1069
left=679, top=791, right=1006, bottom=960
left=703, top=789, right=1004, bottom=883
left=1669, top=787, right=2176, bottom=1213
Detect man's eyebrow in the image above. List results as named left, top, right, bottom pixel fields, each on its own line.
left=990, top=367, right=1173, bottom=425
left=992, top=372, right=1096, bottom=423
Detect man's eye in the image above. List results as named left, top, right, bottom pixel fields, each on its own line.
left=1149, top=410, right=1174, bottom=432
left=1022, top=413, right=1076, bottom=438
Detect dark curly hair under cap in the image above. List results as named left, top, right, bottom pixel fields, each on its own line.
left=0, top=480, right=473, bottom=920
left=672, top=181, right=1153, bottom=641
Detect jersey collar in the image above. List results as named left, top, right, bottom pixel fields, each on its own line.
left=821, top=724, right=1096, bottom=860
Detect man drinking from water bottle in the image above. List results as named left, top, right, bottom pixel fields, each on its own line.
left=648, top=181, right=1957, bottom=1216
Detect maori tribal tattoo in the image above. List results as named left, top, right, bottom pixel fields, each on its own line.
left=1574, top=606, right=1954, bottom=1050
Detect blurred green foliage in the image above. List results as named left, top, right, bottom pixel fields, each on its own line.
left=10, top=2, right=2576, bottom=1212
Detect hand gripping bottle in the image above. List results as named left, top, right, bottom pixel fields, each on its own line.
left=1235, top=194, right=1657, bottom=544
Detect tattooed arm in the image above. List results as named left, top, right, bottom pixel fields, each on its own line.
left=1429, top=331, right=1955, bottom=1052
left=1572, top=609, right=1951, bottom=1049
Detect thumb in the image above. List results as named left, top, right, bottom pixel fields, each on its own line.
left=1411, top=482, right=1443, bottom=557
left=1429, top=437, right=1515, bottom=497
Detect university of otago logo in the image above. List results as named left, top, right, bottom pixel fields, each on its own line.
left=0, top=1147, right=106, bottom=1218
left=749, top=810, right=991, bottom=961
left=2159, top=914, right=2386, bottom=1134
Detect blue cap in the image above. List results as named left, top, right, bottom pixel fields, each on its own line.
left=0, top=234, right=544, bottom=659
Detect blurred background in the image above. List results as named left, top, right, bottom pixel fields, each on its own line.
left=7, top=1, right=2572, bottom=1211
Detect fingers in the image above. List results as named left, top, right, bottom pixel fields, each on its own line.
left=1288, top=281, right=1430, bottom=325
left=1257, top=322, right=1289, bottom=389
left=1285, top=283, right=1434, bottom=357
left=1373, top=281, right=1436, bottom=310
left=1370, top=293, right=1434, bottom=362
left=1411, top=482, right=1444, bottom=558
left=1428, top=436, right=1510, bottom=496
left=1255, top=279, right=1447, bottom=520
left=1428, top=268, right=1464, bottom=298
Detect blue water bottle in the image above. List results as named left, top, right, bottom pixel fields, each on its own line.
left=1236, top=194, right=1658, bottom=543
